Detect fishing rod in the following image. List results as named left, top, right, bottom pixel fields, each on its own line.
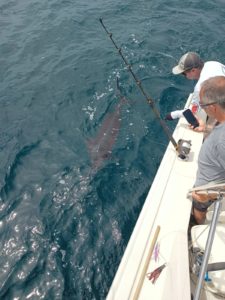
left=99, top=18, right=192, bottom=159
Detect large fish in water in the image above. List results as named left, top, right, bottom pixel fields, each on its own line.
left=87, top=79, right=127, bottom=171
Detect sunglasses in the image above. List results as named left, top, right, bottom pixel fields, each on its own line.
left=199, top=101, right=218, bottom=108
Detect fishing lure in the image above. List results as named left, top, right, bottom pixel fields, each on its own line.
left=146, top=263, right=166, bottom=284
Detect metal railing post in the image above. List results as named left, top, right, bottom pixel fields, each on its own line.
left=194, top=195, right=223, bottom=300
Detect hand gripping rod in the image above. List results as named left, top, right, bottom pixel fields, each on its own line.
left=99, top=18, right=178, bottom=150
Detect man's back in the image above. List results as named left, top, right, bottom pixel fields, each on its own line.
left=194, top=61, right=225, bottom=97
left=195, top=122, right=225, bottom=187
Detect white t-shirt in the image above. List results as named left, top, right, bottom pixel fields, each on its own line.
left=192, top=61, right=225, bottom=104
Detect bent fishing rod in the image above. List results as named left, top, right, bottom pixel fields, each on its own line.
left=99, top=18, right=192, bottom=159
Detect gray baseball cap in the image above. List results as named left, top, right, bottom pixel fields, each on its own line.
left=172, top=52, right=204, bottom=75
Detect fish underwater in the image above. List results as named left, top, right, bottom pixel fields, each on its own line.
left=87, top=79, right=127, bottom=171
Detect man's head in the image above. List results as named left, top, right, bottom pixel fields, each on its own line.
left=200, top=76, right=225, bottom=120
left=172, top=52, right=204, bottom=79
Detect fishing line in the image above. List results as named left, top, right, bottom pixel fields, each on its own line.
left=116, top=76, right=129, bottom=104
left=116, top=77, right=167, bottom=150
left=99, top=18, right=178, bottom=151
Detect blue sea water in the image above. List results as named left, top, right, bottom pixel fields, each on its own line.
left=1, top=0, right=225, bottom=299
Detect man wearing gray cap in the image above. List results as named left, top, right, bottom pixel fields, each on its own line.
left=191, top=76, right=225, bottom=224
left=166, top=52, right=225, bottom=132
left=172, top=52, right=225, bottom=106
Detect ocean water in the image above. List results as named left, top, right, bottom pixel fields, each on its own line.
left=1, top=0, right=225, bottom=299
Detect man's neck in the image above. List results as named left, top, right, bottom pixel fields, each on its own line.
left=195, top=68, right=202, bottom=80
left=216, top=113, right=225, bottom=123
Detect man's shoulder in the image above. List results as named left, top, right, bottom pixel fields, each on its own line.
left=210, top=123, right=225, bottom=141
left=197, top=61, right=225, bottom=86
left=204, top=61, right=224, bottom=67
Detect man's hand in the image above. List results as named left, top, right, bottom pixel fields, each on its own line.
left=192, top=191, right=218, bottom=202
left=189, top=116, right=206, bottom=132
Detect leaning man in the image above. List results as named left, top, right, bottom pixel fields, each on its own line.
left=192, top=76, right=225, bottom=224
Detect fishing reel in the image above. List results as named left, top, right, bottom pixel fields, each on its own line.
left=177, top=139, right=192, bottom=160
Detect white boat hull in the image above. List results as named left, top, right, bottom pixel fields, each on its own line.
left=107, top=95, right=207, bottom=300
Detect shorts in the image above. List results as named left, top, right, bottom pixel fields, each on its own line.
left=192, top=198, right=215, bottom=212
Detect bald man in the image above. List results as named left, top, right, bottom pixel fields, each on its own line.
left=192, top=76, right=225, bottom=224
